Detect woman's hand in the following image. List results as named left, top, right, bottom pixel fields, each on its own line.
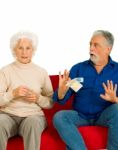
left=13, top=86, right=29, bottom=99
left=13, top=86, right=38, bottom=103
left=24, top=90, right=39, bottom=103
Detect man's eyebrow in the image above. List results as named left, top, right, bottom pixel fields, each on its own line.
left=89, top=41, right=96, bottom=44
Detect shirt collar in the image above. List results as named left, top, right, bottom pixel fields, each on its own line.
left=87, top=56, right=116, bottom=67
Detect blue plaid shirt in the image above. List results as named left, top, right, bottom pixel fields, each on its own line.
left=53, top=57, right=118, bottom=119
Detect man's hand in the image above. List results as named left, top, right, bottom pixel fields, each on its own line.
left=58, top=69, right=71, bottom=99
left=100, top=80, right=118, bottom=103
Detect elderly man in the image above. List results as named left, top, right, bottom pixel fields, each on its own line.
left=53, top=30, right=118, bottom=150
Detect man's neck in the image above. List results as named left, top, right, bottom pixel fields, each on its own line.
left=94, top=60, right=108, bottom=73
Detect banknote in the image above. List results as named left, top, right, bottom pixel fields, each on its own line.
left=66, top=78, right=83, bottom=92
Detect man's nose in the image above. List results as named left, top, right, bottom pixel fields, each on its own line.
left=90, top=44, right=95, bottom=51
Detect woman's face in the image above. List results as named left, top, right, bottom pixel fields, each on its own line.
left=14, top=38, right=34, bottom=64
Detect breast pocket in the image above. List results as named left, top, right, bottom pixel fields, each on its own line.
left=82, top=76, right=95, bottom=89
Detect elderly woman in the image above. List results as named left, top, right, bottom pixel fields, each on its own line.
left=0, top=31, right=53, bottom=150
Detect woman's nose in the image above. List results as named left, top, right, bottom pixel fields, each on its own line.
left=22, top=49, right=27, bottom=54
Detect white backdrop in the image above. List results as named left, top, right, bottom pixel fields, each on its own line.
left=0, top=0, right=118, bottom=75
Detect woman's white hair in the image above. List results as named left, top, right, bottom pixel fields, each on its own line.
left=10, top=31, right=38, bottom=55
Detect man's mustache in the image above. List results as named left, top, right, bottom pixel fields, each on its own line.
left=89, top=52, right=97, bottom=56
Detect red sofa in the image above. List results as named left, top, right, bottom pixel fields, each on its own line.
left=7, top=75, right=108, bottom=150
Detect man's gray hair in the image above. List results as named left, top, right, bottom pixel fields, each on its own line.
left=10, top=31, right=38, bottom=54
left=92, top=30, right=114, bottom=48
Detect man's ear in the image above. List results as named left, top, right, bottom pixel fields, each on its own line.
left=107, top=46, right=112, bottom=55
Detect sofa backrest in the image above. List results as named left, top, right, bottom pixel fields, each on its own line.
left=43, top=75, right=73, bottom=126
left=49, top=75, right=59, bottom=91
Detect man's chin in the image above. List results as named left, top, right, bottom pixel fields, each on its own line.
left=90, top=58, right=99, bottom=65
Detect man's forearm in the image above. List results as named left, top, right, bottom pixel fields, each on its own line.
left=58, top=89, right=67, bottom=100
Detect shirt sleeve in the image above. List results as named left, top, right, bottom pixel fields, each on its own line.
left=37, top=72, right=54, bottom=109
left=0, top=71, right=14, bottom=106
left=52, top=88, right=73, bottom=104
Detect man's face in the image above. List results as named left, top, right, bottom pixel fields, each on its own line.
left=89, top=35, right=111, bottom=65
